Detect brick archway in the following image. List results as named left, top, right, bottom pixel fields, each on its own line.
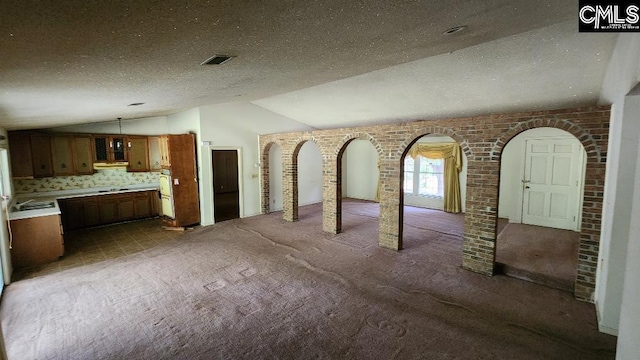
left=387, top=127, right=470, bottom=250
left=491, top=122, right=606, bottom=301
left=260, top=141, right=284, bottom=214
left=327, top=132, right=385, bottom=234
left=283, top=137, right=323, bottom=222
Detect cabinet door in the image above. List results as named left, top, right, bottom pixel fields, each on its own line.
left=111, top=136, right=127, bottom=161
left=99, top=197, right=119, bottom=224
left=160, top=136, right=170, bottom=167
left=51, top=135, right=75, bottom=176
left=8, top=131, right=34, bottom=178
left=74, top=135, right=94, bottom=175
left=31, top=134, right=53, bottom=178
left=148, top=137, right=162, bottom=171
left=134, top=192, right=151, bottom=218
left=117, top=194, right=135, bottom=221
left=128, top=137, right=149, bottom=172
left=93, top=136, right=109, bottom=162
left=64, top=200, right=86, bottom=230
left=150, top=190, right=160, bottom=216
left=84, top=198, right=101, bottom=227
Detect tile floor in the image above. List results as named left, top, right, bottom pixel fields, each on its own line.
left=12, top=218, right=188, bottom=281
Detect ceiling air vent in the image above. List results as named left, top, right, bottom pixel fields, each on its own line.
left=201, top=55, right=235, bottom=65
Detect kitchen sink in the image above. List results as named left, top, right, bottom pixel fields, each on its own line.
left=13, top=201, right=56, bottom=211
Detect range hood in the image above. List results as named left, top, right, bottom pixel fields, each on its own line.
left=93, top=162, right=129, bottom=170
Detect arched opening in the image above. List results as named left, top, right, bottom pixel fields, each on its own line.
left=339, top=139, right=379, bottom=240
left=496, top=127, right=587, bottom=292
left=297, top=141, right=323, bottom=221
left=268, top=143, right=283, bottom=212
left=400, top=134, right=468, bottom=257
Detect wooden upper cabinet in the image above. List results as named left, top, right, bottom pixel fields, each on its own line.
left=30, top=134, right=53, bottom=178
left=160, top=136, right=170, bottom=167
left=93, top=135, right=127, bottom=163
left=148, top=136, right=162, bottom=171
left=127, top=136, right=149, bottom=172
left=73, top=135, right=94, bottom=175
left=51, top=135, right=75, bottom=176
left=8, top=131, right=34, bottom=179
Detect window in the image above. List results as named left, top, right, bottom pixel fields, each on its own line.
left=403, top=156, right=444, bottom=197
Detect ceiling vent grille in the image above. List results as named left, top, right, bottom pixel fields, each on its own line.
left=201, top=55, right=235, bottom=65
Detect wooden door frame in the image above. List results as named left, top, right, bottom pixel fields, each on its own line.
left=208, top=146, right=244, bottom=221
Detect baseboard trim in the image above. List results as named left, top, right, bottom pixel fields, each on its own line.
left=594, top=299, right=619, bottom=336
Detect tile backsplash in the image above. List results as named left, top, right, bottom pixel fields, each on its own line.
left=14, top=169, right=160, bottom=194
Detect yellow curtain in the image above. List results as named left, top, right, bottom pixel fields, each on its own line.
left=407, top=142, right=462, bottom=213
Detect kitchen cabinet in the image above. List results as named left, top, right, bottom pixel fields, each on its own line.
left=10, top=214, right=64, bottom=269
left=148, top=136, right=162, bottom=171
left=60, top=191, right=158, bottom=231
left=8, top=131, right=34, bottom=179
left=59, top=196, right=101, bottom=231
left=127, top=136, right=149, bottom=172
left=162, top=134, right=200, bottom=227
left=31, top=134, right=53, bottom=178
left=84, top=198, right=101, bottom=227
left=51, top=135, right=75, bottom=176
left=150, top=190, right=161, bottom=216
left=116, top=194, right=135, bottom=221
left=98, top=195, right=119, bottom=224
left=93, top=135, right=127, bottom=163
left=74, top=135, right=94, bottom=175
left=60, top=198, right=85, bottom=230
left=134, top=191, right=152, bottom=218
left=159, top=136, right=170, bottom=167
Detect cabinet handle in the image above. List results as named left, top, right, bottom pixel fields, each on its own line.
left=110, top=141, right=113, bottom=148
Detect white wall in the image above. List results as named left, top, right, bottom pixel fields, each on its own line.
left=403, top=135, right=467, bottom=212
left=199, top=102, right=315, bottom=221
left=596, top=33, right=640, bottom=336
left=616, top=136, right=640, bottom=359
left=498, top=127, right=584, bottom=225
left=0, top=127, right=12, bottom=286
left=268, top=144, right=283, bottom=211
left=342, top=140, right=378, bottom=201
left=298, top=141, right=323, bottom=206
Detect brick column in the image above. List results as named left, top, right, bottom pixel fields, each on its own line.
left=462, top=159, right=499, bottom=275
left=322, top=157, right=341, bottom=234
left=282, top=151, right=298, bottom=222
left=260, top=146, right=270, bottom=214
left=574, top=161, right=606, bottom=301
left=378, top=158, right=402, bottom=250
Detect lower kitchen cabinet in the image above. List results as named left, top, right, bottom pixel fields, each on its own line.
left=60, top=191, right=158, bottom=231
left=134, top=192, right=152, bottom=218
left=10, top=214, right=64, bottom=269
left=116, top=194, right=136, bottom=221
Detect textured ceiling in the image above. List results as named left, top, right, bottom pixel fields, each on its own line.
left=0, top=0, right=612, bottom=130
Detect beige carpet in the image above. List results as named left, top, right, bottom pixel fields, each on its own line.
left=1, top=200, right=616, bottom=359
left=496, top=223, right=579, bottom=292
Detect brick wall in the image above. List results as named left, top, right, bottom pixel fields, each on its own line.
left=259, top=106, right=610, bottom=302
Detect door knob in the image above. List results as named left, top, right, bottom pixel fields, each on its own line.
left=525, top=186, right=530, bottom=189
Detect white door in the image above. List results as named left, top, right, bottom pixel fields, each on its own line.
left=522, top=138, right=583, bottom=231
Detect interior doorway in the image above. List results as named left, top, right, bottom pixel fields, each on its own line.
left=212, top=150, right=240, bottom=222
left=497, top=128, right=586, bottom=291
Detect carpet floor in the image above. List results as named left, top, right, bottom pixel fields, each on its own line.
left=0, top=200, right=616, bottom=359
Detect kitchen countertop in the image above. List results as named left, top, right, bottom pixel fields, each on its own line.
left=8, top=184, right=160, bottom=221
